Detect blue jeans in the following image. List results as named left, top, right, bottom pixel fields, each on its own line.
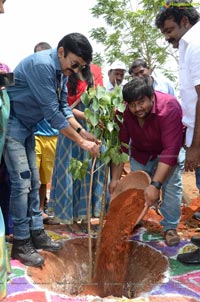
left=130, top=148, right=185, bottom=232
left=3, top=115, right=43, bottom=240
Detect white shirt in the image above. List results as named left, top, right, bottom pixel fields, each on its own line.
left=105, top=80, right=115, bottom=91
left=179, top=21, right=200, bottom=147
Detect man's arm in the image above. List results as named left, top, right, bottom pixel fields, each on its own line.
left=144, top=162, right=172, bottom=207
left=67, top=116, right=100, bottom=144
left=185, top=85, right=200, bottom=171
left=109, top=162, right=124, bottom=195
left=60, top=124, right=100, bottom=157
left=144, top=95, right=182, bottom=206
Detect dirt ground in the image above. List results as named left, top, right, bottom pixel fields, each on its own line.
left=28, top=169, right=200, bottom=299
left=182, top=171, right=199, bottom=200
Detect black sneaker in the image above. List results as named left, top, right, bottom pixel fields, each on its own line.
left=31, top=229, right=63, bottom=252
left=11, top=238, right=44, bottom=267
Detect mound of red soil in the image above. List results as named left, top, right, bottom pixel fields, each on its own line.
left=141, top=196, right=200, bottom=240
left=81, top=188, right=168, bottom=298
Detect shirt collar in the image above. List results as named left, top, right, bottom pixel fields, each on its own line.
left=181, top=21, right=200, bottom=44
left=50, top=48, right=61, bottom=72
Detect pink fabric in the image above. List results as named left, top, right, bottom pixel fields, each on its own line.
left=0, top=63, right=11, bottom=73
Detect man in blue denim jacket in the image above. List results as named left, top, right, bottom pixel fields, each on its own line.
left=4, top=33, right=100, bottom=267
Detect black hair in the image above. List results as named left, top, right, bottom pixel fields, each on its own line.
left=155, top=0, right=200, bottom=29
left=67, top=64, right=94, bottom=96
left=128, top=58, right=148, bottom=75
left=34, top=42, right=51, bottom=53
left=57, top=33, right=93, bottom=64
left=122, top=76, right=154, bottom=103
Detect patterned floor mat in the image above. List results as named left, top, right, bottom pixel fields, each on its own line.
left=3, top=225, right=200, bottom=302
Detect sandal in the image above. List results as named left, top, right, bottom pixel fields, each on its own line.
left=164, top=229, right=180, bottom=246
left=68, top=222, right=82, bottom=233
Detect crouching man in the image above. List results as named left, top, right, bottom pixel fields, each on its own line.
left=109, top=76, right=185, bottom=246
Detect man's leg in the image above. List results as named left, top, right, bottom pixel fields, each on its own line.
left=25, top=134, right=63, bottom=250
left=159, top=148, right=185, bottom=245
left=130, top=149, right=184, bottom=246
left=4, top=133, right=44, bottom=267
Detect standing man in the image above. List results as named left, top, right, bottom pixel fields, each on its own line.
left=4, top=33, right=100, bottom=267
left=109, top=76, right=184, bottom=246
left=155, top=0, right=200, bottom=263
left=105, top=60, right=126, bottom=91
left=128, top=58, right=176, bottom=96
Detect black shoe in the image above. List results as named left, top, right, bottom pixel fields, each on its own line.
left=192, top=211, right=200, bottom=221
left=11, top=238, right=44, bottom=267
left=191, top=236, right=200, bottom=247
left=31, top=229, right=63, bottom=252
left=177, top=248, right=200, bottom=264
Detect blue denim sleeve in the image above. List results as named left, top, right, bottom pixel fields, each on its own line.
left=58, top=80, right=74, bottom=119
left=26, top=63, right=72, bottom=130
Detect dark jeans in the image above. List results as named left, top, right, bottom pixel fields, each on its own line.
left=0, top=157, right=13, bottom=235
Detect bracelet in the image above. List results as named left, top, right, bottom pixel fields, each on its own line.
left=76, top=127, right=83, bottom=134
left=150, top=181, right=162, bottom=190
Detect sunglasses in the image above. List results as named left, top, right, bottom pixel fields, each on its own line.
left=70, top=61, right=86, bottom=71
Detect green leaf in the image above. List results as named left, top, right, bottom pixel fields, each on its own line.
left=91, top=97, right=99, bottom=111
left=120, top=152, right=129, bottom=163
left=69, top=158, right=89, bottom=180
left=100, top=95, right=112, bottom=106
left=101, top=153, right=111, bottom=165
left=117, top=102, right=126, bottom=113
left=89, top=112, right=100, bottom=127
left=81, top=92, right=90, bottom=106
left=95, top=86, right=107, bottom=99
left=106, top=121, right=114, bottom=132
left=84, top=108, right=92, bottom=121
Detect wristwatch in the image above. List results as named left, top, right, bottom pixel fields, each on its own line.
left=150, top=180, right=162, bottom=190
left=76, top=127, right=83, bottom=133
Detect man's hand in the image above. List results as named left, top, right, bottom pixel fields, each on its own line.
left=185, top=145, right=200, bottom=172
left=109, top=179, right=119, bottom=196
left=80, top=129, right=101, bottom=145
left=144, top=184, right=161, bottom=207
left=79, top=139, right=100, bottom=157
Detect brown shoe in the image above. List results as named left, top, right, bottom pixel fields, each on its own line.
left=164, top=229, right=180, bottom=246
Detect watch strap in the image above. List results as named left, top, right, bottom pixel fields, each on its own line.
left=150, top=180, right=162, bottom=190
left=76, top=127, right=83, bottom=134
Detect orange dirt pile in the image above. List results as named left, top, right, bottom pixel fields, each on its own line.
left=83, top=188, right=146, bottom=297
left=133, top=196, right=200, bottom=240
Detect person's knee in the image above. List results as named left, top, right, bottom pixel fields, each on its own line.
left=20, top=170, right=31, bottom=180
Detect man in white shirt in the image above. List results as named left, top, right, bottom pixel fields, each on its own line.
left=156, top=0, right=200, bottom=264
left=105, top=60, right=126, bottom=91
